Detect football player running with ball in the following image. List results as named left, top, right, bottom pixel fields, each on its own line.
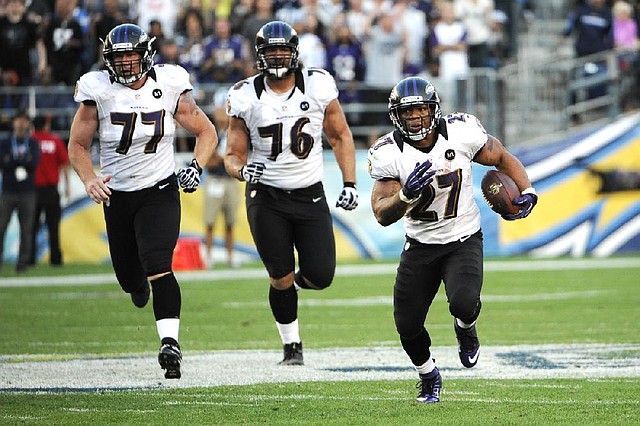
left=367, top=77, right=537, bottom=402
left=68, top=24, right=217, bottom=379
left=225, top=21, right=358, bottom=365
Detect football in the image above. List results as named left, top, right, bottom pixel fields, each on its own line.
left=481, top=170, right=520, bottom=216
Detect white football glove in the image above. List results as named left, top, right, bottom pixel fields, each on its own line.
left=177, top=158, right=202, bottom=193
left=335, top=183, right=358, bottom=210
left=240, top=162, right=266, bottom=183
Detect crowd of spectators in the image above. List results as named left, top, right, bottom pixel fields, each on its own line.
left=0, top=0, right=637, bottom=141
left=0, top=1, right=517, bottom=137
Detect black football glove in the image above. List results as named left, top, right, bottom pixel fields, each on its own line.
left=177, top=158, right=202, bottom=193
left=240, top=162, right=266, bottom=183
left=503, top=190, right=538, bottom=220
left=402, top=160, right=436, bottom=200
left=336, top=182, right=359, bottom=210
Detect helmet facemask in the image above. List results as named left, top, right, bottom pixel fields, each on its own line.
left=257, top=46, right=298, bottom=79
left=390, top=102, right=441, bottom=142
left=105, top=52, right=150, bottom=85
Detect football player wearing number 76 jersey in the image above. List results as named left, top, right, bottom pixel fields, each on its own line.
left=368, top=76, right=537, bottom=403
left=224, top=21, right=358, bottom=366
left=68, top=24, right=218, bottom=380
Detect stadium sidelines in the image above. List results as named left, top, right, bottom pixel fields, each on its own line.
left=0, top=257, right=639, bottom=287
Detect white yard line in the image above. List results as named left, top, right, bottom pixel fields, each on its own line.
left=1, top=258, right=639, bottom=287
left=1, top=344, right=639, bottom=392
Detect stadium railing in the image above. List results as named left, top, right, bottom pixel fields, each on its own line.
left=0, top=48, right=631, bottom=150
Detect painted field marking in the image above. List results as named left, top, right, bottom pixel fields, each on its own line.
left=224, top=290, right=610, bottom=309
left=0, top=258, right=639, bottom=288
left=1, top=344, right=638, bottom=392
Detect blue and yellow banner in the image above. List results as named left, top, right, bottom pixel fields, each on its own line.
left=8, top=113, right=640, bottom=265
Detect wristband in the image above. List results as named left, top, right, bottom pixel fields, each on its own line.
left=238, top=166, right=245, bottom=181
left=343, top=181, right=356, bottom=188
left=521, top=187, right=537, bottom=196
left=192, top=158, right=203, bottom=175
left=398, top=189, right=412, bottom=203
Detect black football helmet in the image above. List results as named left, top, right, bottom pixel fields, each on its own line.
left=255, top=21, right=299, bottom=79
left=388, top=77, right=442, bottom=142
left=102, top=24, right=156, bottom=85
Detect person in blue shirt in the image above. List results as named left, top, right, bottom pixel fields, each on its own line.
left=562, top=0, right=614, bottom=57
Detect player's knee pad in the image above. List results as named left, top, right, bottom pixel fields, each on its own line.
left=449, top=298, right=482, bottom=324
left=295, top=270, right=333, bottom=290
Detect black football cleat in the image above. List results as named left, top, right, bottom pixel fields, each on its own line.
left=130, top=281, right=150, bottom=308
left=454, top=320, right=480, bottom=368
left=278, top=342, right=304, bottom=366
left=416, top=367, right=442, bottom=403
left=158, top=340, right=182, bottom=379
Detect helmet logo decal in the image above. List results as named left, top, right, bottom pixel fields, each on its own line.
left=400, top=95, right=423, bottom=104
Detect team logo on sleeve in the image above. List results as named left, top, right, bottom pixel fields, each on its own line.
left=153, top=89, right=162, bottom=99
left=445, top=149, right=456, bottom=160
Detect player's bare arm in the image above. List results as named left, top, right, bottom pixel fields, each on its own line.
left=371, top=178, right=411, bottom=227
left=474, top=135, right=533, bottom=192
left=68, top=102, right=112, bottom=204
left=174, top=90, right=218, bottom=167
left=224, top=115, right=250, bottom=180
left=323, top=99, right=356, bottom=184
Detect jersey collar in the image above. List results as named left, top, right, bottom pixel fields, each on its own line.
left=253, top=69, right=306, bottom=100
left=109, top=67, right=157, bottom=85
left=394, top=118, right=449, bottom=152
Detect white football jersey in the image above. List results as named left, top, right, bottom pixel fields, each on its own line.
left=368, top=112, right=487, bottom=244
left=226, top=68, right=338, bottom=190
left=74, top=64, right=192, bottom=191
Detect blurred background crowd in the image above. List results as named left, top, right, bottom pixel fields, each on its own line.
left=0, top=0, right=637, bottom=148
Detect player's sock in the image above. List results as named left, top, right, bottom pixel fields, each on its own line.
left=456, top=318, right=476, bottom=329
left=157, top=318, right=180, bottom=343
left=269, top=285, right=298, bottom=324
left=415, top=357, right=436, bottom=376
left=276, top=318, right=301, bottom=344
left=151, top=273, right=181, bottom=331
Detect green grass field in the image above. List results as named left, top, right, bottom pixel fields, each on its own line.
left=1, top=258, right=639, bottom=424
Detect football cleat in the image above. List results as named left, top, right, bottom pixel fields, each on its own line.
left=278, top=342, right=304, bottom=366
left=416, top=367, right=442, bottom=403
left=454, top=320, right=480, bottom=368
left=130, top=281, right=150, bottom=308
left=158, top=340, right=182, bottom=379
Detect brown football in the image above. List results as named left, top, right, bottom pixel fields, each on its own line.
left=481, top=170, right=521, bottom=216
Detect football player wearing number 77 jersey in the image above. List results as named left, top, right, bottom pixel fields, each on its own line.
left=224, top=21, right=358, bottom=366
left=68, top=24, right=218, bottom=380
left=368, top=76, right=537, bottom=403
